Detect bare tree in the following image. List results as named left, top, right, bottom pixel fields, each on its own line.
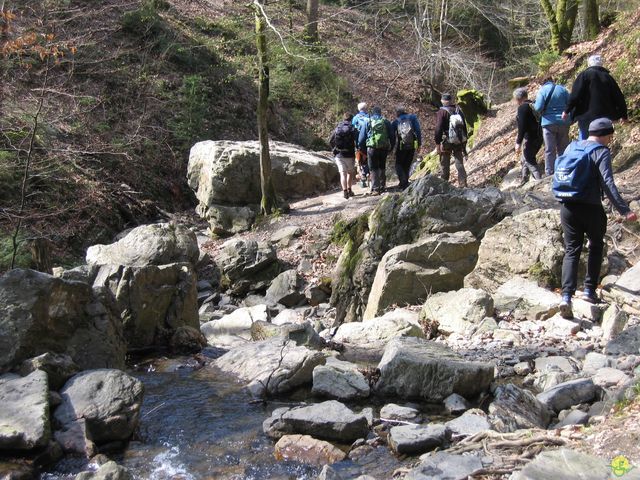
left=305, top=0, right=320, bottom=42
left=540, top=0, right=580, bottom=52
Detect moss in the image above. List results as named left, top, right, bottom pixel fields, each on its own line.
left=411, top=150, right=440, bottom=180
left=330, top=213, right=369, bottom=247
left=457, top=89, right=488, bottom=148
left=527, top=261, right=559, bottom=288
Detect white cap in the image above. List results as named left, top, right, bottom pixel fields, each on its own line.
left=357, top=102, right=368, bottom=111
left=588, top=54, right=603, bottom=67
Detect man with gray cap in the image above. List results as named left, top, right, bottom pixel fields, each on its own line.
left=553, top=117, right=637, bottom=319
left=562, top=54, right=627, bottom=140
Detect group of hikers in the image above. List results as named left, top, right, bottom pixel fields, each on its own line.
left=329, top=93, right=469, bottom=199
left=328, top=53, right=638, bottom=322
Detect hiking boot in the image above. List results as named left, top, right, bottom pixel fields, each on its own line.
left=559, top=293, right=573, bottom=319
left=343, top=190, right=349, bottom=199
left=581, top=288, right=599, bottom=304
left=348, top=188, right=354, bottom=197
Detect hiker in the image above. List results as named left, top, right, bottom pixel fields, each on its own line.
left=552, top=118, right=637, bottom=319
left=391, top=106, right=422, bottom=189
left=534, top=77, right=570, bottom=176
left=358, top=106, right=395, bottom=195
left=434, top=93, right=468, bottom=188
left=562, top=54, right=628, bottom=140
left=352, top=102, right=370, bottom=188
left=513, top=87, right=542, bottom=184
left=329, top=112, right=358, bottom=199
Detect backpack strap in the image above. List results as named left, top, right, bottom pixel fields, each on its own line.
left=540, top=84, right=557, bottom=115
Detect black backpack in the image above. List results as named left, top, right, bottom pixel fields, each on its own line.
left=397, top=117, right=416, bottom=150
left=334, top=122, right=355, bottom=151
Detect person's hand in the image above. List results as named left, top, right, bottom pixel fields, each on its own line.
left=561, top=111, right=568, bottom=121
left=625, top=211, right=638, bottom=222
left=515, top=143, right=521, bottom=154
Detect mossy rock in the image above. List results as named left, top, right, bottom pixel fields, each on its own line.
left=457, top=89, right=488, bottom=148
left=508, top=77, right=530, bottom=90
left=410, top=150, right=440, bottom=180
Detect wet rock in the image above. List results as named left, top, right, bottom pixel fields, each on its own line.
left=375, top=338, right=494, bottom=401
left=332, top=309, right=423, bottom=344
left=536, top=378, right=597, bottom=413
left=554, top=409, right=589, bottom=428
left=86, top=223, right=199, bottom=268
left=591, top=367, right=630, bottom=389
left=263, top=400, right=369, bottom=442
left=0, top=462, right=35, bottom=480
left=492, top=277, right=560, bottom=320
left=406, top=451, right=483, bottom=480
left=312, top=358, right=370, bottom=400
left=0, top=269, right=126, bottom=372
left=380, top=404, right=422, bottom=422
left=419, top=288, right=494, bottom=335
left=270, top=225, right=303, bottom=247
left=601, top=304, right=628, bottom=341
left=266, top=270, right=306, bottom=308
left=363, top=231, right=480, bottom=320
left=187, top=140, right=338, bottom=235
left=488, top=384, right=552, bottom=432
left=0, top=370, right=50, bottom=450
left=200, top=304, right=268, bottom=347
left=511, top=448, right=613, bottom=480
left=169, top=326, right=206, bottom=353
left=388, top=424, right=450, bottom=455
left=606, top=325, right=640, bottom=355
left=213, top=338, right=326, bottom=397
left=465, top=209, right=563, bottom=293
left=75, top=461, right=133, bottom=480
left=54, top=369, right=144, bottom=454
left=92, top=261, right=199, bottom=351
left=444, top=393, right=469, bottom=414
left=445, top=409, right=491, bottom=438
left=274, top=434, right=346, bottom=467
left=19, top=353, right=79, bottom=390
left=214, top=239, right=280, bottom=296
left=318, top=463, right=366, bottom=480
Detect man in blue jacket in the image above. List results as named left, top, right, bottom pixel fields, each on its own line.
left=556, top=118, right=637, bottom=319
left=391, top=107, right=422, bottom=189
left=358, top=106, right=395, bottom=195
left=534, top=77, right=570, bottom=176
left=352, top=102, right=370, bottom=188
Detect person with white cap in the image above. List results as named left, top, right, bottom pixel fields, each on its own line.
left=553, top=117, right=637, bottom=319
left=352, top=102, right=370, bottom=188
left=562, top=54, right=627, bottom=140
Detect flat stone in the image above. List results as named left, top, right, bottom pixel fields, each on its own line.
left=511, top=448, right=619, bottom=480
left=388, top=424, right=450, bottom=455
left=0, top=370, right=50, bottom=450
left=493, top=277, right=560, bottom=320
left=554, top=409, right=589, bottom=428
left=445, top=409, right=491, bottom=438
left=312, top=358, right=370, bottom=400
left=75, top=461, right=132, bottom=480
left=263, top=400, right=369, bottom=442
left=274, top=434, right=346, bottom=467
left=406, top=451, right=483, bottom=480
left=332, top=309, right=423, bottom=344
left=543, top=315, right=581, bottom=337
left=534, top=356, right=577, bottom=373
left=536, top=378, right=597, bottom=413
left=606, top=325, right=640, bottom=356
left=582, top=352, right=609, bottom=374
left=419, top=288, right=494, bottom=335
left=591, top=367, right=630, bottom=389
left=200, top=304, right=269, bottom=346
left=270, top=226, right=303, bottom=247
left=380, top=404, right=422, bottom=422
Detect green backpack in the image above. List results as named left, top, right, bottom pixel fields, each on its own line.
left=366, top=117, right=390, bottom=149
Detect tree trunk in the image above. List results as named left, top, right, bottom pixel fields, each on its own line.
left=584, top=0, right=600, bottom=39
left=305, top=0, right=319, bottom=43
left=540, top=0, right=578, bottom=53
left=254, top=2, right=277, bottom=215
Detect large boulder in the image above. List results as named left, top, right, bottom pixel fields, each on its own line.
left=607, top=260, right=640, bottom=313
left=388, top=424, right=451, bottom=455
left=0, top=370, right=50, bottom=450
left=0, top=269, right=126, bottom=372
left=536, top=378, right=597, bottom=413
left=375, top=338, right=494, bottom=401
left=464, top=209, right=564, bottom=293
left=492, top=277, right=560, bottom=320
left=54, top=369, right=143, bottom=454
left=331, top=309, right=423, bottom=344
left=86, top=223, right=198, bottom=267
left=274, top=434, right=346, bottom=467
left=214, top=239, right=280, bottom=296
left=331, top=175, right=506, bottom=324
left=363, top=232, right=480, bottom=320
left=419, top=288, right=494, bottom=335
left=200, top=304, right=269, bottom=347
left=265, top=270, right=306, bottom=307
left=488, top=384, right=552, bottom=432
left=606, top=325, right=640, bottom=355
left=511, top=449, right=616, bottom=480
left=312, top=358, right=370, bottom=400
left=263, top=400, right=369, bottom=442
left=213, top=338, right=326, bottom=397
left=187, top=140, right=338, bottom=234
left=404, top=451, right=483, bottom=480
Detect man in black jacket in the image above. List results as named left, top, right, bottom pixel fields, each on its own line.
left=434, top=93, right=468, bottom=187
left=514, top=87, right=542, bottom=184
left=562, top=54, right=627, bottom=140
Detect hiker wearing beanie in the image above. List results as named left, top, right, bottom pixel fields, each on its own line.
left=358, top=106, right=395, bottom=195
left=552, top=118, right=637, bottom=319
left=534, top=77, right=570, bottom=176
left=562, top=54, right=628, bottom=140
left=513, top=87, right=543, bottom=184
left=434, top=93, right=468, bottom=187
left=391, top=106, right=422, bottom=190
left=329, top=112, right=358, bottom=199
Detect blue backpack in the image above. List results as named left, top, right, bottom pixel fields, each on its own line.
left=552, top=141, right=604, bottom=200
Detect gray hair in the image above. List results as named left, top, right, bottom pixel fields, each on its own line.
left=588, top=54, right=603, bottom=67
left=357, top=102, right=368, bottom=111
left=513, top=87, right=528, bottom=101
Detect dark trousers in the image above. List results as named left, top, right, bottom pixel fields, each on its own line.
left=395, top=148, right=414, bottom=189
left=367, top=148, right=389, bottom=192
left=560, top=202, right=607, bottom=296
left=521, top=136, right=542, bottom=180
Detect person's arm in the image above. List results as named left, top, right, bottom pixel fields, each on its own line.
left=412, top=114, right=422, bottom=146
left=564, top=72, right=586, bottom=118
left=610, top=78, right=628, bottom=120
left=595, top=149, right=631, bottom=215
left=386, top=120, right=396, bottom=150
left=358, top=123, right=367, bottom=150
left=516, top=104, right=526, bottom=145
left=434, top=109, right=446, bottom=146
left=533, top=84, right=546, bottom=112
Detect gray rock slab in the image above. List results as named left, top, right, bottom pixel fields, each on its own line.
left=19, top=353, right=79, bottom=391
left=266, top=270, right=306, bottom=308
left=419, top=288, right=494, bottom=335
left=380, top=404, right=422, bottom=422
left=592, top=367, right=630, bottom=389
left=493, top=277, right=560, bottom=320
left=406, top=451, right=483, bottom=480
left=606, top=325, right=640, bottom=355
left=388, top=424, right=450, bottom=454
left=489, top=384, right=552, bottom=432
left=0, top=370, right=50, bottom=450
left=333, top=310, right=423, bottom=344
left=582, top=352, right=610, bottom=374
left=534, top=355, right=577, bottom=373
left=601, top=304, right=628, bottom=341
left=554, top=409, right=589, bottom=428
left=536, top=378, right=597, bottom=413
left=312, top=359, right=370, bottom=400
left=376, top=338, right=494, bottom=401
left=263, top=400, right=369, bottom=442
left=445, top=409, right=491, bottom=438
